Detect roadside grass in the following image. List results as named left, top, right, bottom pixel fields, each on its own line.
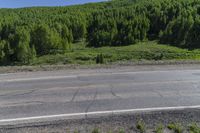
left=136, top=120, right=146, bottom=133
left=189, top=123, right=200, bottom=133
left=118, top=128, right=125, bottom=133
left=167, top=123, right=184, bottom=133
left=92, top=128, right=100, bottom=133
left=73, top=130, right=79, bottom=133
left=31, top=41, right=200, bottom=65
left=155, top=124, right=164, bottom=133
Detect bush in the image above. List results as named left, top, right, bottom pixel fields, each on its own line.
left=96, top=53, right=104, bottom=64
left=136, top=120, right=146, bottom=133
left=155, top=124, right=164, bottom=133
left=168, top=123, right=183, bottom=133
left=92, top=128, right=100, bottom=133
left=189, top=123, right=200, bottom=133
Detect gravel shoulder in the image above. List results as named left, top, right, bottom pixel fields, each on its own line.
left=1, top=60, right=200, bottom=74
left=1, top=108, right=200, bottom=133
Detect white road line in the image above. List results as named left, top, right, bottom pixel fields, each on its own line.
left=0, top=72, right=19, bottom=76
left=0, top=75, right=77, bottom=82
left=0, top=105, right=200, bottom=123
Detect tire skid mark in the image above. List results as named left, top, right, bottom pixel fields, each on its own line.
left=0, top=89, right=38, bottom=97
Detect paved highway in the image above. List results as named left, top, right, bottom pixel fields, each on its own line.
left=0, top=67, right=200, bottom=123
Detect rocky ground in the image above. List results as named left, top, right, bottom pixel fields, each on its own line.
left=0, top=108, right=200, bottom=133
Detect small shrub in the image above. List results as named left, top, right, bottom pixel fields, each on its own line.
left=92, top=128, right=100, bottom=133
left=153, top=53, right=164, bottom=60
left=107, top=130, right=113, bottom=133
left=136, top=120, right=146, bottom=133
left=155, top=124, right=164, bottom=133
left=118, top=128, right=125, bottom=133
left=96, top=53, right=104, bottom=64
left=75, top=53, right=94, bottom=61
left=74, top=130, right=79, bottom=133
left=168, top=123, right=183, bottom=133
left=189, top=123, right=200, bottom=133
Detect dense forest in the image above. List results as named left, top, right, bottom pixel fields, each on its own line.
left=0, top=0, right=200, bottom=65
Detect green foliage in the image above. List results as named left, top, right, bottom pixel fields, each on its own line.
left=118, top=128, right=125, bottom=133
left=155, top=124, right=164, bottom=133
left=31, top=24, right=62, bottom=55
left=73, top=130, right=79, bottom=133
left=168, top=123, right=184, bottom=133
left=136, top=120, right=146, bottom=133
left=31, top=41, right=200, bottom=65
left=0, top=40, right=6, bottom=63
left=92, top=128, right=100, bottom=133
left=189, top=123, right=200, bottom=133
left=1, top=0, right=200, bottom=65
left=87, top=10, right=149, bottom=47
left=96, top=53, right=104, bottom=64
left=14, top=27, right=34, bottom=64
left=186, top=16, right=200, bottom=49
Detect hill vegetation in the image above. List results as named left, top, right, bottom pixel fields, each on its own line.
left=31, top=41, right=200, bottom=65
left=0, top=0, right=200, bottom=65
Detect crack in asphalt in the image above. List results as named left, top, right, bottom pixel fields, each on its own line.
left=110, top=85, right=121, bottom=99
left=70, top=88, right=80, bottom=102
left=9, top=101, right=44, bottom=105
left=11, top=89, right=37, bottom=97
left=0, top=89, right=38, bottom=97
left=175, top=89, right=182, bottom=97
left=85, top=88, right=98, bottom=113
left=152, top=89, right=164, bottom=98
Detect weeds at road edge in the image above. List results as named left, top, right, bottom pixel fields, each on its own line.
left=136, top=120, right=146, bottom=133
left=168, top=123, right=184, bottom=133
left=155, top=124, right=164, bottom=133
left=92, top=128, right=100, bottom=133
left=189, top=123, right=200, bottom=133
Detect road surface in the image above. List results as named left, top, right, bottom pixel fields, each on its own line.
left=0, top=67, right=200, bottom=124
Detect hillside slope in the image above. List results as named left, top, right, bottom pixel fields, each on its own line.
left=0, top=0, right=200, bottom=65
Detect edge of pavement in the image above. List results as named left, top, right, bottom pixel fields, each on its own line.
left=0, top=106, right=200, bottom=129
left=1, top=60, right=200, bottom=74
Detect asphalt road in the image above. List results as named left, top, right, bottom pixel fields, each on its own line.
left=0, top=67, right=200, bottom=124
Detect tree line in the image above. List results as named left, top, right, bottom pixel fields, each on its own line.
left=0, top=0, right=200, bottom=65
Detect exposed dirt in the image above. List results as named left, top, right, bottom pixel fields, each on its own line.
left=2, top=60, right=200, bottom=74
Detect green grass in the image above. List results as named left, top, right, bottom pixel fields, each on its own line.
left=155, top=124, right=164, bottom=133
left=136, top=120, right=146, bottom=133
left=168, top=123, right=184, bottom=133
left=92, top=128, right=100, bottom=133
left=189, top=123, right=200, bottom=133
left=118, top=128, right=125, bottom=133
left=31, top=41, right=200, bottom=65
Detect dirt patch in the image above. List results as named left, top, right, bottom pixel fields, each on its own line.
left=1, top=60, right=200, bottom=74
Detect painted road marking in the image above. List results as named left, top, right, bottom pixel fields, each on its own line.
left=0, top=105, right=200, bottom=123
left=0, top=75, right=77, bottom=82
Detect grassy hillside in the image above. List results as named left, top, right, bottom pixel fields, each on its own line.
left=31, top=41, right=200, bottom=65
